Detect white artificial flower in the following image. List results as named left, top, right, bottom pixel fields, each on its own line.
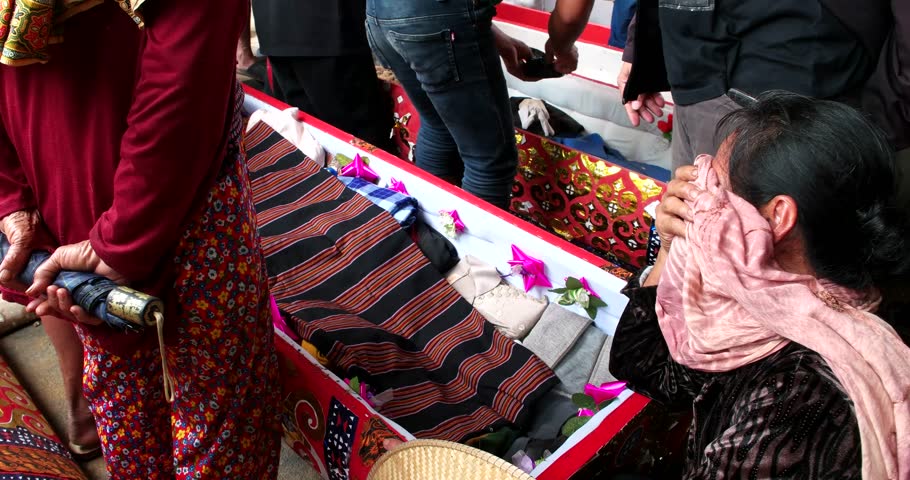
left=575, top=289, right=590, bottom=309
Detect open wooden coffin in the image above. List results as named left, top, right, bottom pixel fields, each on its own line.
left=243, top=82, right=688, bottom=479
left=241, top=7, right=688, bottom=479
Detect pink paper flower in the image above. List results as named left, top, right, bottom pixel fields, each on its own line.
left=340, top=154, right=379, bottom=183
left=578, top=277, right=601, bottom=298
left=508, top=245, right=552, bottom=292
left=389, top=178, right=409, bottom=195
left=583, top=381, right=627, bottom=405
left=439, top=209, right=465, bottom=238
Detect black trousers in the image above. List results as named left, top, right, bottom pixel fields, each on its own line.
left=269, top=53, right=396, bottom=153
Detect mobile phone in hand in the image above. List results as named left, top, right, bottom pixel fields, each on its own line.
left=521, top=48, right=563, bottom=79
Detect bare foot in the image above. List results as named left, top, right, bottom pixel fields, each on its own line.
left=68, top=407, right=100, bottom=450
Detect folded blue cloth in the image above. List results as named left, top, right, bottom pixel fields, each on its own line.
left=338, top=176, right=420, bottom=228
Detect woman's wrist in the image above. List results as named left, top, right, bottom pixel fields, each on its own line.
left=642, top=247, right=669, bottom=287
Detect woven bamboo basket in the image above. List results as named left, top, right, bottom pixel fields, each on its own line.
left=367, top=440, right=534, bottom=480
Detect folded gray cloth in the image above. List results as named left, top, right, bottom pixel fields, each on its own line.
left=589, top=334, right=618, bottom=386
left=504, top=386, right=578, bottom=460
left=522, top=303, right=590, bottom=368
left=554, top=325, right=608, bottom=394
left=528, top=387, right=578, bottom=440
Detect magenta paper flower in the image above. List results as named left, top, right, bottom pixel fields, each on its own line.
left=583, top=381, right=627, bottom=405
left=388, top=178, right=409, bottom=195
left=340, top=154, right=379, bottom=183
left=578, top=277, right=601, bottom=298
left=439, top=209, right=465, bottom=238
left=508, top=245, right=552, bottom=292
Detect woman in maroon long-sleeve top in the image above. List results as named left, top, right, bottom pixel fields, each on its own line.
left=0, top=1, right=282, bottom=477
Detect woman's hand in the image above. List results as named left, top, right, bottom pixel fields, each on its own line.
left=27, top=286, right=104, bottom=325
left=643, top=165, right=701, bottom=287
left=0, top=210, right=55, bottom=290
left=24, top=240, right=126, bottom=325
left=617, top=62, right=666, bottom=126
left=655, top=165, right=701, bottom=252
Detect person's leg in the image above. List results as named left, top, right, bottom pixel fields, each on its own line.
left=78, top=330, right=175, bottom=478
left=283, top=55, right=397, bottom=153
left=670, top=105, right=694, bottom=175
left=365, top=16, right=462, bottom=182
left=41, top=316, right=99, bottom=456
left=441, top=10, right=518, bottom=208
left=236, top=8, right=257, bottom=71
left=267, top=56, right=316, bottom=113
left=168, top=151, right=281, bottom=480
left=367, top=5, right=518, bottom=208
left=608, top=0, right=638, bottom=49
left=670, top=95, right=738, bottom=171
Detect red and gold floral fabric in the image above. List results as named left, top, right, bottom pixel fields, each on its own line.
left=387, top=82, right=665, bottom=272
left=510, top=132, right=664, bottom=269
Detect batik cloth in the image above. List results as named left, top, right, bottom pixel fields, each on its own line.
left=0, top=353, right=87, bottom=479
left=337, top=176, right=419, bottom=228
left=75, top=90, right=282, bottom=479
left=0, top=0, right=146, bottom=66
left=246, top=122, right=556, bottom=442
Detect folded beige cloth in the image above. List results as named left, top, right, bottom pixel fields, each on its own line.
left=446, top=256, right=547, bottom=339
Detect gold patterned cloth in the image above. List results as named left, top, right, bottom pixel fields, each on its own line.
left=0, top=0, right=145, bottom=66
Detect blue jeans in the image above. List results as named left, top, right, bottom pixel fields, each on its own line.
left=609, top=0, right=637, bottom=49
left=366, top=0, right=517, bottom=209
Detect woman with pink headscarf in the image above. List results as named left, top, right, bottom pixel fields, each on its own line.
left=610, top=92, right=910, bottom=479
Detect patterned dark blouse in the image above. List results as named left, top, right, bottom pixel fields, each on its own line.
left=609, top=275, right=861, bottom=479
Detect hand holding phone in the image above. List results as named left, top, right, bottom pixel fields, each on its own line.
left=521, top=48, right=564, bottom=80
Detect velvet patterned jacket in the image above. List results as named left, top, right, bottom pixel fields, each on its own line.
left=609, top=275, right=862, bottom=479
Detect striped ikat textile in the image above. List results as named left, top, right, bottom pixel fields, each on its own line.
left=244, top=123, right=557, bottom=441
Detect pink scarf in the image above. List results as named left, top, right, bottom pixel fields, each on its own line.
left=657, top=155, right=910, bottom=479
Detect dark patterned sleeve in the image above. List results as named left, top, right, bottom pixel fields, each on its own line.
left=692, top=351, right=862, bottom=479
left=608, top=273, right=709, bottom=410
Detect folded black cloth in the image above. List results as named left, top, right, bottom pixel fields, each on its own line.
left=409, top=219, right=460, bottom=274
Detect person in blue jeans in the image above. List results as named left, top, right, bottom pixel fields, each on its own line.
left=608, top=0, right=637, bottom=49
left=366, top=0, right=593, bottom=209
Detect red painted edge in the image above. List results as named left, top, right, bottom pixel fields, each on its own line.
left=243, top=84, right=613, bottom=268
left=537, top=393, right=651, bottom=480
left=495, top=2, right=621, bottom=53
